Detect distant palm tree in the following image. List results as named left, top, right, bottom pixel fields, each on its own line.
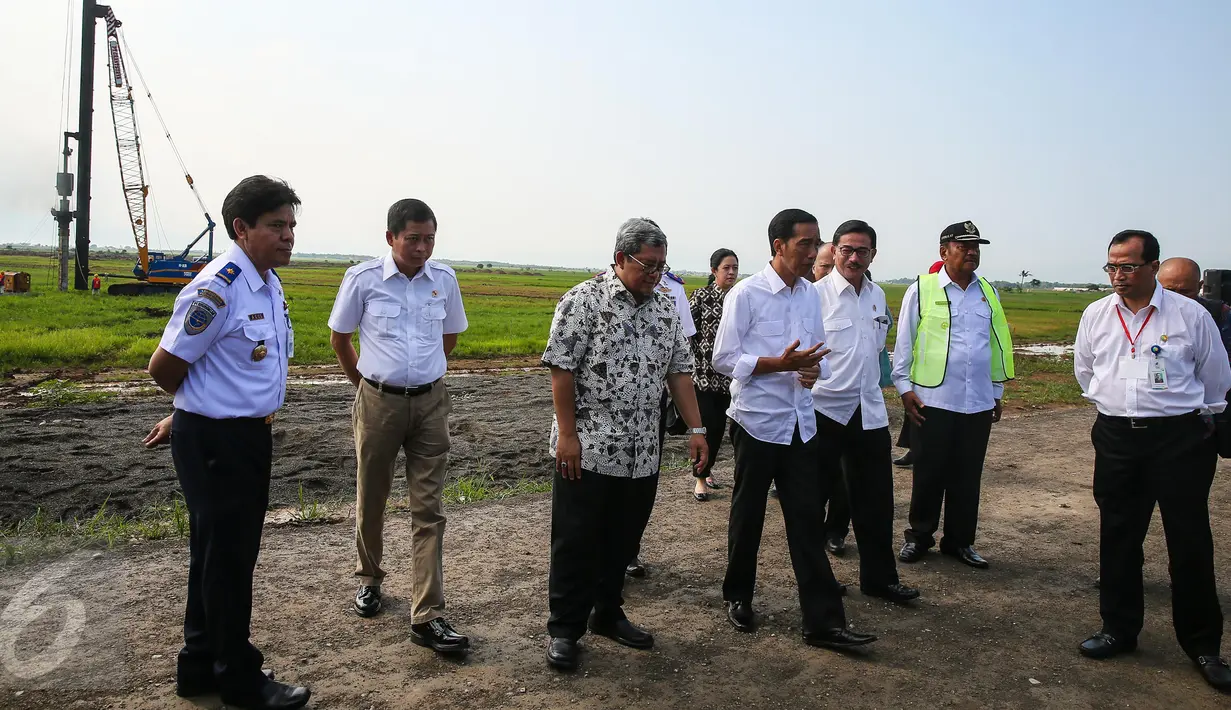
left=1018, top=270, right=1032, bottom=291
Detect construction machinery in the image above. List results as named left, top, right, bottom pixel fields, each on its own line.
left=100, top=8, right=215, bottom=295
left=51, top=1, right=215, bottom=295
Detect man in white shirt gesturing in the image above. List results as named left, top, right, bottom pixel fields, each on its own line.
left=1073, top=229, right=1231, bottom=692
left=713, top=208, right=876, bottom=651
left=893, top=221, right=1013, bottom=570
left=812, top=220, right=920, bottom=604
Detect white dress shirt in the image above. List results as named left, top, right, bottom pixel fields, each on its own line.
left=811, top=270, right=890, bottom=429
left=1075, top=282, right=1231, bottom=417
left=658, top=274, right=697, bottom=338
left=892, top=269, right=1004, bottom=414
left=328, top=254, right=468, bottom=387
left=159, top=243, right=289, bottom=419
left=713, top=262, right=831, bottom=445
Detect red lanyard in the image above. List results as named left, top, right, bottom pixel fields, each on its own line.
left=1115, top=305, right=1154, bottom=357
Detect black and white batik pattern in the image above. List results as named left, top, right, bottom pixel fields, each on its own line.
left=688, top=282, right=732, bottom=394
left=542, top=270, right=694, bottom=478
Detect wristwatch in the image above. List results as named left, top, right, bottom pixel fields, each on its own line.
left=685, top=427, right=707, bottom=435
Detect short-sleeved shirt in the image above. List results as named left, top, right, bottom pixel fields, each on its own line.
left=657, top=273, right=697, bottom=338
left=159, top=243, right=290, bottom=419
left=327, top=254, right=468, bottom=387
left=542, top=269, right=694, bottom=478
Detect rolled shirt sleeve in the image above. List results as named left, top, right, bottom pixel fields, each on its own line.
left=712, top=286, right=758, bottom=382
left=327, top=270, right=363, bottom=334
left=1194, top=306, right=1231, bottom=414
left=442, top=274, right=468, bottom=335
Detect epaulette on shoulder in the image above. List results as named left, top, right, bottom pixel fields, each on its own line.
left=665, top=271, right=684, bottom=284
left=348, top=258, right=384, bottom=275
left=215, top=262, right=242, bottom=285
left=428, top=260, right=457, bottom=277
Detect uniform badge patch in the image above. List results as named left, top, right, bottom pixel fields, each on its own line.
left=216, top=263, right=242, bottom=285
left=184, top=301, right=217, bottom=335
left=247, top=313, right=265, bottom=321
left=196, top=288, right=226, bottom=307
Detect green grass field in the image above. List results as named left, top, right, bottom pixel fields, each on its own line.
left=0, top=253, right=1101, bottom=388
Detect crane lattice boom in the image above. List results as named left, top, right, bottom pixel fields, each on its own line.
left=103, top=10, right=150, bottom=280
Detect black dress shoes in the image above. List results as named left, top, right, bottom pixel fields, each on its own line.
left=862, top=583, right=921, bottom=604
left=1078, top=631, right=1137, bottom=659
left=803, top=627, right=878, bottom=650
left=625, top=557, right=646, bottom=578
left=410, top=618, right=470, bottom=654
left=353, top=584, right=382, bottom=618
left=588, top=615, right=654, bottom=650
left=825, top=536, right=846, bottom=556
left=1196, top=656, right=1231, bottom=692
left=219, top=680, right=311, bottom=710
left=727, top=601, right=755, bottom=632
left=899, top=541, right=927, bottom=563
left=942, top=545, right=989, bottom=569
left=546, top=637, right=580, bottom=670
left=176, top=668, right=275, bottom=698
left=893, top=451, right=914, bottom=467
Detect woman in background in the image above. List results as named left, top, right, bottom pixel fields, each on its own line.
left=687, top=248, right=739, bottom=501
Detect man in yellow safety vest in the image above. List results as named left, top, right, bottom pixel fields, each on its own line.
left=891, top=220, right=1014, bottom=569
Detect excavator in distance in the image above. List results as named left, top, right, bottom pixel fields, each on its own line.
left=99, top=7, right=215, bottom=296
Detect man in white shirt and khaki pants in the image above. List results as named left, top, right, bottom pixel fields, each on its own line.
left=329, top=199, right=471, bottom=655
left=812, top=220, right=919, bottom=604
left=1074, top=229, right=1231, bottom=692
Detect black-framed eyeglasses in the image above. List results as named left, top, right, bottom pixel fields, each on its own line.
left=836, top=246, right=873, bottom=259
left=1102, top=263, right=1147, bottom=274
left=626, top=253, right=669, bottom=274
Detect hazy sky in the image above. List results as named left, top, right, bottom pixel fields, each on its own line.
left=3, top=1, right=1228, bottom=282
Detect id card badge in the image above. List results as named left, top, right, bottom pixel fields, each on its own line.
left=287, top=326, right=295, bottom=359
left=1148, top=357, right=1167, bottom=390
left=1118, top=356, right=1148, bottom=380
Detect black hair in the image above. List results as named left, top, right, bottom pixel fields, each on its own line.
left=221, top=176, right=300, bottom=240
left=707, top=248, right=738, bottom=285
left=387, top=199, right=438, bottom=234
left=767, top=209, right=818, bottom=255
left=1108, top=229, right=1160, bottom=262
left=832, top=219, right=877, bottom=249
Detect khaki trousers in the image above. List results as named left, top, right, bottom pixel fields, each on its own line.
left=353, top=379, right=451, bottom=623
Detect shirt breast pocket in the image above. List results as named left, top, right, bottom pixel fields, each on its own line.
left=365, top=301, right=402, bottom=339
left=755, top=319, right=785, bottom=338
left=826, top=317, right=854, bottom=350
left=421, top=303, right=447, bottom=339
left=238, top=323, right=276, bottom=369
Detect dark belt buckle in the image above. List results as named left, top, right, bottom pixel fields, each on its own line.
left=1129, top=417, right=1147, bottom=430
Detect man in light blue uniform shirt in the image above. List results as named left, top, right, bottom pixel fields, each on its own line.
left=146, top=176, right=310, bottom=710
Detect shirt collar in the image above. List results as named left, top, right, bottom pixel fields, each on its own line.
left=762, top=262, right=793, bottom=294
left=382, top=252, right=435, bottom=283
left=936, top=266, right=980, bottom=290
left=826, top=269, right=857, bottom=296
left=226, top=244, right=267, bottom=293
left=1114, top=280, right=1164, bottom=314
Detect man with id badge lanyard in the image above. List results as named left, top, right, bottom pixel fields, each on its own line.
left=1074, top=229, right=1231, bottom=692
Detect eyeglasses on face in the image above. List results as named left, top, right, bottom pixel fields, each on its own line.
left=1103, top=263, right=1147, bottom=274
left=836, top=246, right=873, bottom=259
left=626, top=253, right=669, bottom=274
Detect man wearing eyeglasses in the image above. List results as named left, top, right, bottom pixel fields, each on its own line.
left=893, top=221, right=1013, bottom=570
left=812, top=220, right=920, bottom=604
left=541, top=218, right=708, bottom=671
left=1073, top=230, right=1231, bottom=692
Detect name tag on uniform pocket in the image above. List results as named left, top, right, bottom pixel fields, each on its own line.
left=1117, top=356, right=1148, bottom=380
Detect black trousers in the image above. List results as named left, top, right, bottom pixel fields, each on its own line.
left=822, top=462, right=851, bottom=539
left=723, top=422, right=845, bottom=631
left=547, top=468, right=659, bottom=640
left=171, top=409, right=272, bottom=695
left=1092, top=413, right=1222, bottom=658
left=694, top=388, right=731, bottom=479
left=896, top=419, right=911, bottom=449
left=904, top=406, right=993, bottom=549
left=816, top=410, right=899, bottom=589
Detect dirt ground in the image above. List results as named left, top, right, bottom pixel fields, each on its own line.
left=3, top=375, right=1231, bottom=708
left=0, top=370, right=556, bottom=524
